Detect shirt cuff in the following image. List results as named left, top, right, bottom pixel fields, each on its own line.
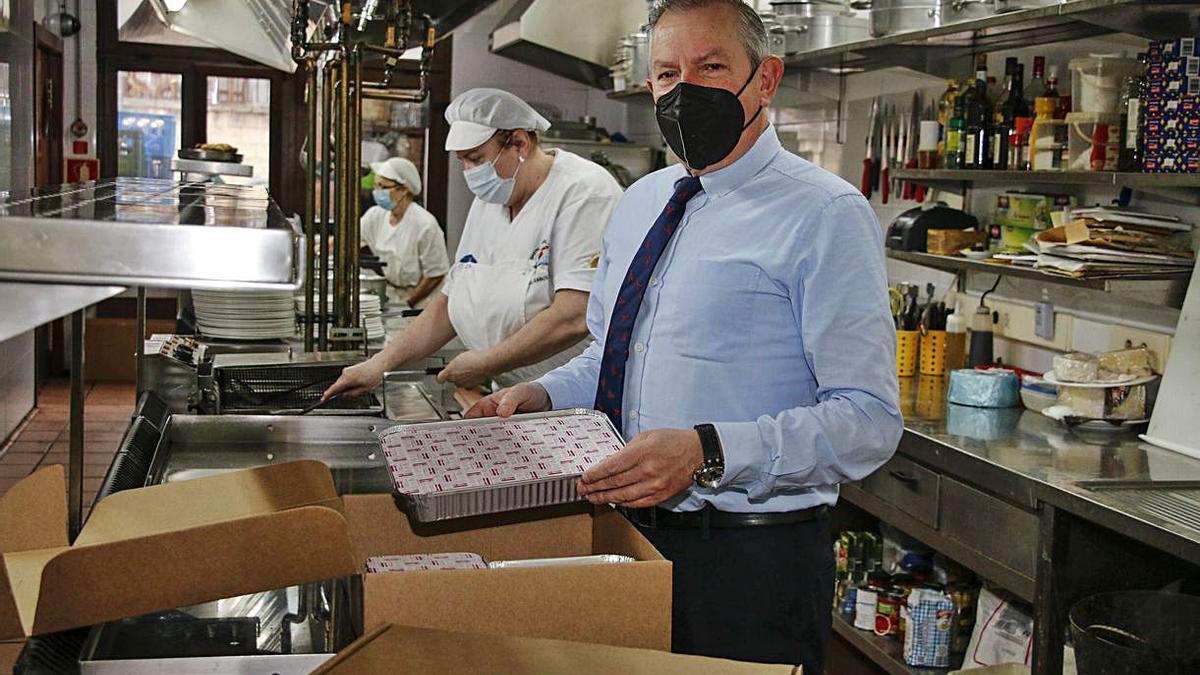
left=535, top=370, right=588, bottom=410
left=712, top=420, right=771, bottom=500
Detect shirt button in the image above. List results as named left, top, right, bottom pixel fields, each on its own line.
left=634, top=342, right=645, bottom=353
left=649, top=277, right=659, bottom=287
left=628, top=410, right=639, bottom=420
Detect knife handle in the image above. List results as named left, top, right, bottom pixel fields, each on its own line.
left=881, top=166, right=890, bottom=204
left=861, top=159, right=872, bottom=198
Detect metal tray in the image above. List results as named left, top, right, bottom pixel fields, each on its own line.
left=364, top=553, right=488, bottom=573
left=379, top=409, right=624, bottom=522
left=487, top=554, right=635, bottom=569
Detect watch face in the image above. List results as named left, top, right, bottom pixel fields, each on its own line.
left=695, top=466, right=723, bottom=489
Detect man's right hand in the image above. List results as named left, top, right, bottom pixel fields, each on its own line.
left=465, top=383, right=552, bottom=419
left=322, top=359, right=387, bottom=401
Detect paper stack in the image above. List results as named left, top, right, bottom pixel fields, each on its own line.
left=1026, top=207, right=1195, bottom=279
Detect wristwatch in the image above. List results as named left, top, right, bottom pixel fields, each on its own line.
left=692, top=423, right=725, bottom=489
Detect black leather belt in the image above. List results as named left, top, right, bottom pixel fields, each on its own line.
left=622, top=503, right=828, bottom=530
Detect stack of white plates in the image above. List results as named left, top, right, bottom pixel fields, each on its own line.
left=193, top=290, right=297, bottom=340
left=295, top=294, right=385, bottom=340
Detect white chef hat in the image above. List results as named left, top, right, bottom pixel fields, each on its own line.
left=361, top=140, right=390, bottom=168
left=370, top=156, right=422, bottom=196
left=444, top=88, right=552, bottom=152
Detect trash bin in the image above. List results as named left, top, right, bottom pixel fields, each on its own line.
left=1070, top=591, right=1200, bottom=675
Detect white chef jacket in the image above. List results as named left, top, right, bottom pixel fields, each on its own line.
left=443, top=149, right=622, bottom=387
left=360, top=201, right=450, bottom=307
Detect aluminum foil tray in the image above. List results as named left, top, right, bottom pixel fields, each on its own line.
left=488, top=555, right=634, bottom=569
left=380, top=409, right=624, bottom=522
left=365, top=553, right=487, bottom=573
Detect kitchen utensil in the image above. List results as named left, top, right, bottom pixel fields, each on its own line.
left=178, top=147, right=244, bottom=164
left=863, top=98, right=880, bottom=198
left=272, top=392, right=344, bottom=416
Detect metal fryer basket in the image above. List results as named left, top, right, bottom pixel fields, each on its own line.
left=205, top=353, right=383, bottom=415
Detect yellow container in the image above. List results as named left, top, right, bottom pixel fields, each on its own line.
left=896, top=330, right=919, bottom=377
left=919, top=330, right=946, bottom=376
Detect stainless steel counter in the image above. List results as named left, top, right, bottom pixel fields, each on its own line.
left=894, top=375, right=1200, bottom=566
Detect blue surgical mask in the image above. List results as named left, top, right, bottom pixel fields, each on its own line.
left=464, top=146, right=523, bottom=205
left=372, top=188, right=395, bottom=211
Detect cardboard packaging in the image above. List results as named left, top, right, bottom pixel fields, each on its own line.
left=925, top=229, right=984, bottom=256
left=314, top=624, right=799, bottom=674
left=0, top=460, right=356, bottom=639
left=342, top=494, right=673, bottom=650
left=85, top=317, right=176, bottom=382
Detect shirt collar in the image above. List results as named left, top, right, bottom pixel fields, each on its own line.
left=698, top=125, right=781, bottom=198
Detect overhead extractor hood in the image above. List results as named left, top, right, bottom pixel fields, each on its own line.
left=119, top=0, right=501, bottom=73
left=489, top=0, right=648, bottom=90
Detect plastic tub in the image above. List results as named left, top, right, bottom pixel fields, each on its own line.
left=1020, top=375, right=1058, bottom=412
left=1070, top=591, right=1200, bottom=675
left=1066, top=112, right=1122, bottom=171
left=1069, top=56, right=1142, bottom=114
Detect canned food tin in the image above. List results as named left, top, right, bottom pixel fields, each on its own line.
left=875, top=591, right=902, bottom=637
left=855, top=585, right=881, bottom=631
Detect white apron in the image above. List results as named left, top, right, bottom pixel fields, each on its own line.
left=445, top=257, right=585, bottom=388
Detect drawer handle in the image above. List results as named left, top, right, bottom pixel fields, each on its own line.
left=888, top=469, right=919, bottom=484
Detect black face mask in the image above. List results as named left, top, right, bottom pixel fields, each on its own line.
left=655, top=66, right=764, bottom=171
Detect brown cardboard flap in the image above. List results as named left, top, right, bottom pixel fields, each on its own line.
left=29, top=505, right=356, bottom=636
left=75, top=460, right=340, bottom=546
left=592, top=508, right=666, bottom=561
left=315, top=624, right=800, bottom=674
left=342, top=494, right=592, bottom=565
left=363, top=559, right=672, bottom=650
left=0, top=466, right=67, bottom=553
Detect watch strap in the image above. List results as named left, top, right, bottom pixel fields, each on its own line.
left=693, top=423, right=724, bottom=476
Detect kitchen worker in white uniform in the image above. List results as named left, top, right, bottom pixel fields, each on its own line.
left=359, top=156, right=449, bottom=308
left=323, top=88, right=622, bottom=399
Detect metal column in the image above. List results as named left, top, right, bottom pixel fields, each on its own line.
left=68, top=310, right=85, bottom=539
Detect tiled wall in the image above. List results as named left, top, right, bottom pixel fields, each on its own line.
left=0, top=332, right=35, bottom=441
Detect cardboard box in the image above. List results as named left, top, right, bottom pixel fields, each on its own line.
left=315, top=624, right=799, bottom=674
left=993, top=193, right=1075, bottom=231
left=343, top=494, right=673, bottom=650
left=85, top=317, right=176, bottom=382
left=0, top=461, right=356, bottom=639
left=925, top=229, right=984, bottom=256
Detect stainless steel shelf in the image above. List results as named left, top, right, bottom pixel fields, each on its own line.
left=888, top=249, right=1191, bottom=284
left=606, top=85, right=652, bottom=102
left=894, top=168, right=1200, bottom=191
left=0, top=178, right=301, bottom=291
left=784, top=0, right=1197, bottom=74
left=0, top=283, right=125, bottom=343
left=831, top=611, right=952, bottom=675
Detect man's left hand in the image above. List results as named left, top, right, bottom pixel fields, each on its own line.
left=437, top=350, right=490, bottom=389
left=577, top=429, right=704, bottom=508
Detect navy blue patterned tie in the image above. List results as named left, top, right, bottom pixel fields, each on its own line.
left=595, top=175, right=704, bottom=429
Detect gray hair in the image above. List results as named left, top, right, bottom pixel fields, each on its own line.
left=646, top=0, right=768, bottom=70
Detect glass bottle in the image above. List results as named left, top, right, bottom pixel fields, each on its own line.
left=962, top=56, right=992, bottom=170
left=937, top=80, right=959, bottom=165
left=1118, top=52, right=1148, bottom=173
left=994, top=63, right=1031, bottom=171
left=1025, top=56, right=1047, bottom=104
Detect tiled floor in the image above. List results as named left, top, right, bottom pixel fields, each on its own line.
left=0, top=380, right=135, bottom=504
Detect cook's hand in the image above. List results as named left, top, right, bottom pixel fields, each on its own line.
left=577, top=429, right=704, bottom=508
left=436, top=350, right=491, bottom=389
left=465, top=383, right=551, bottom=419
left=322, top=358, right=386, bottom=401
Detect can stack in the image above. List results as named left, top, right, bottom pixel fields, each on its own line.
left=1143, top=37, right=1200, bottom=173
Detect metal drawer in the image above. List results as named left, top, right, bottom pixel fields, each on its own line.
left=858, top=455, right=941, bottom=528
left=940, top=478, right=1039, bottom=579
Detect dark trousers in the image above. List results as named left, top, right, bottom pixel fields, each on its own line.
left=635, top=512, right=834, bottom=673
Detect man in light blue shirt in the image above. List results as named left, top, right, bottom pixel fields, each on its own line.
left=468, top=0, right=901, bottom=670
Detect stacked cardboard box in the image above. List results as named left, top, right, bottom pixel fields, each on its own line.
left=1144, top=37, right=1200, bottom=173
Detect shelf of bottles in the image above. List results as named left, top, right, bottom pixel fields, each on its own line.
left=918, top=36, right=1198, bottom=183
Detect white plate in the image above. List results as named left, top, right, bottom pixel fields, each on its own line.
left=960, top=249, right=993, bottom=260
left=1043, top=372, right=1156, bottom=388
